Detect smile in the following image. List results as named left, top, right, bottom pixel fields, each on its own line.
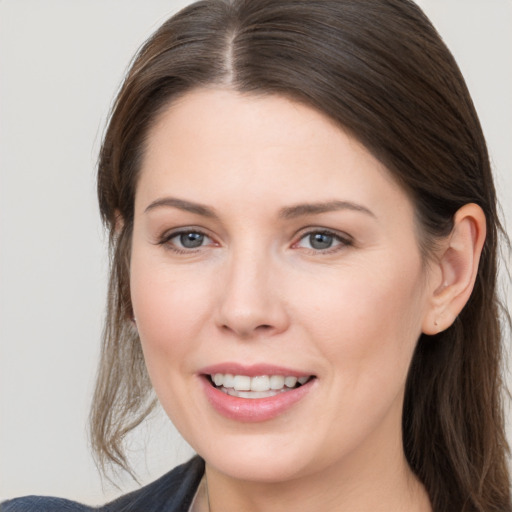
left=209, top=373, right=312, bottom=399
left=199, top=363, right=317, bottom=421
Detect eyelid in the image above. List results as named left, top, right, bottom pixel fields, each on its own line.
left=292, top=227, right=353, bottom=252
left=154, top=225, right=352, bottom=254
left=156, top=226, right=217, bottom=251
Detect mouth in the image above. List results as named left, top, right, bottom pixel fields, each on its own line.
left=207, top=373, right=315, bottom=399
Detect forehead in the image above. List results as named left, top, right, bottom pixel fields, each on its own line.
left=136, top=88, right=412, bottom=221
left=145, top=88, right=366, bottom=165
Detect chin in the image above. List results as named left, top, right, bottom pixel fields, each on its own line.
left=207, top=449, right=313, bottom=483
left=190, top=429, right=328, bottom=483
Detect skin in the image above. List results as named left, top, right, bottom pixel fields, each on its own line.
left=129, top=88, right=484, bottom=512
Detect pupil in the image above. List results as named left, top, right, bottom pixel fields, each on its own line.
left=180, top=232, right=204, bottom=248
left=310, top=233, right=333, bottom=250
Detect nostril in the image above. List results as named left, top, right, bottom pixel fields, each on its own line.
left=221, top=322, right=274, bottom=337
left=254, top=324, right=275, bottom=334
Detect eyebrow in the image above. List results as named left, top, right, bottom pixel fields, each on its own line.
left=144, top=197, right=218, bottom=217
left=144, top=197, right=375, bottom=219
left=279, top=200, right=375, bottom=219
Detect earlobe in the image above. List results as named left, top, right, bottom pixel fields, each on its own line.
left=422, top=203, right=486, bottom=335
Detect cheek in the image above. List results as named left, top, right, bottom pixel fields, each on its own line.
left=298, top=258, right=427, bottom=388
left=129, top=253, right=213, bottom=375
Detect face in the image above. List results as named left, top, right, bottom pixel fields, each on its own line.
left=130, top=89, right=436, bottom=483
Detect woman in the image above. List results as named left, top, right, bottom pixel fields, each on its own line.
left=3, top=0, right=510, bottom=511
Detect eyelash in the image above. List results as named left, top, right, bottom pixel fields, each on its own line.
left=293, top=229, right=353, bottom=254
left=157, top=228, right=214, bottom=254
left=157, top=228, right=353, bottom=255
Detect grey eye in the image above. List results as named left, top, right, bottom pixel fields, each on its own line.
left=308, top=233, right=334, bottom=250
left=295, top=230, right=348, bottom=252
left=178, top=232, right=205, bottom=248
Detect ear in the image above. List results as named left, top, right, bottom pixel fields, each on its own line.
left=422, top=203, right=486, bottom=335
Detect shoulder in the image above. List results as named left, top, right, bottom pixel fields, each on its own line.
left=102, top=456, right=204, bottom=512
left=0, top=496, right=94, bottom=512
left=1, top=457, right=205, bottom=512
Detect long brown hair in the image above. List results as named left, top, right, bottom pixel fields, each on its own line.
left=92, top=1, right=511, bottom=510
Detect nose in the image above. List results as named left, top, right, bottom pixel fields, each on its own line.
left=215, top=247, right=290, bottom=339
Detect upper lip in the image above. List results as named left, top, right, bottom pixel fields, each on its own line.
left=199, top=362, right=314, bottom=378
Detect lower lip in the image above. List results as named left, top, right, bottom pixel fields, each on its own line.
left=200, top=376, right=315, bottom=422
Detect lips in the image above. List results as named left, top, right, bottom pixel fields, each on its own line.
left=199, top=364, right=316, bottom=422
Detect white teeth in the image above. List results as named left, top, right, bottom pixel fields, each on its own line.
left=251, top=375, right=270, bottom=391
left=230, top=389, right=279, bottom=399
left=223, top=373, right=235, bottom=388
left=211, top=373, right=311, bottom=394
left=233, top=375, right=251, bottom=391
left=284, top=376, right=298, bottom=388
left=269, top=375, right=285, bottom=390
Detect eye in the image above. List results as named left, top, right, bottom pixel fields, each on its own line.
left=160, top=229, right=214, bottom=252
left=175, top=232, right=207, bottom=249
left=294, top=230, right=351, bottom=252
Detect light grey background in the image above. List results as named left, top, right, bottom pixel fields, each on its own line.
left=1, top=0, right=511, bottom=504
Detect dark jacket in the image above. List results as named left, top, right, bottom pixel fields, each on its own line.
left=1, top=457, right=204, bottom=512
